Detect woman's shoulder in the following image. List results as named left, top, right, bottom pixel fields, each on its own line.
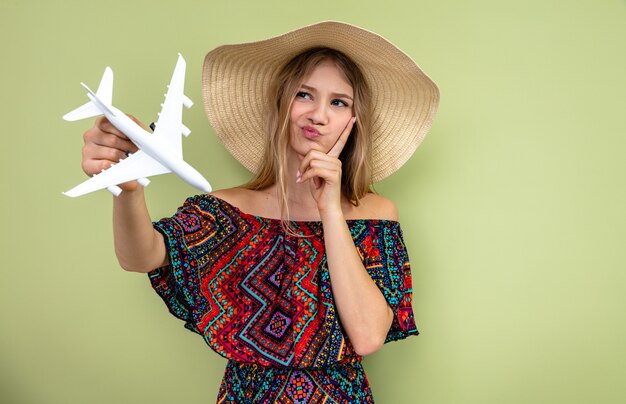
left=209, top=187, right=249, bottom=204
left=209, top=186, right=279, bottom=218
left=209, top=187, right=254, bottom=208
left=350, top=193, right=399, bottom=221
left=206, top=188, right=399, bottom=222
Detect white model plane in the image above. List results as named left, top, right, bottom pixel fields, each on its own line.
left=63, top=54, right=212, bottom=197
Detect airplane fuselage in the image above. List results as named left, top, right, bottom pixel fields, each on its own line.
left=91, top=95, right=211, bottom=193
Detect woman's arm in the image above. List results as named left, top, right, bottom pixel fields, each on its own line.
left=298, top=118, right=394, bottom=356
left=82, top=116, right=167, bottom=273
left=112, top=189, right=167, bottom=272
left=321, top=207, right=395, bottom=356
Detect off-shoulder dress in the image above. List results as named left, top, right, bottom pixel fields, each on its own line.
left=148, top=194, right=418, bottom=403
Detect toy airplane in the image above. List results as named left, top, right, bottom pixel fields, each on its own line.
left=62, top=53, right=212, bottom=197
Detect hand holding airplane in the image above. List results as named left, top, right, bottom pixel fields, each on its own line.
left=63, top=54, right=212, bottom=197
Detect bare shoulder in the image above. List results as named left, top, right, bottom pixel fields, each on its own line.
left=210, top=187, right=247, bottom=204
left=210, top=187, right=255, bottom=209
left=352, top=193, right=399, bottom=221
left=210, top=186, right=278, bottom=217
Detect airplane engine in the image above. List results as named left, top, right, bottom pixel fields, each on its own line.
left=183, top=95, right=193, bottom=109
left=182, top=124, right=191, bottom=137
left=107, top=185, right=123, bottom=197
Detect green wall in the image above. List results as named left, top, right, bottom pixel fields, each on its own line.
left=1, top=1, right=625, bottom=403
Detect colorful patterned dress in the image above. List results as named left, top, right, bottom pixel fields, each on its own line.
left=148, top=194, right=418, bottom=403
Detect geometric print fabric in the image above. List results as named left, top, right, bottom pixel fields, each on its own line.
left=217, top=359, right=374, bottom=403
left=149, top=194, right=418, bottom=402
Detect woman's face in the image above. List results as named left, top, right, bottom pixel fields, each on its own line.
left=289, top=60, right=354, bottom=159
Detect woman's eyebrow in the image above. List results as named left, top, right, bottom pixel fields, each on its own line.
left=300, top=84, right=353, bottom=101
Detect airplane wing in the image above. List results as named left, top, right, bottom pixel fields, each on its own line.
left=152, top=54, right=186, bottom=158
left=63, top=150, right=170, bottom=197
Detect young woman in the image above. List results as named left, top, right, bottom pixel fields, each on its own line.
left=81, top=21, right=438, bottom=403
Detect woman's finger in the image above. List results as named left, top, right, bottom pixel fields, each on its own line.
left=85, top=118, right=138, bottom=154
left=308, top=159, right=340, bottom=171
left=91, top=130, right=137, bottom=153
left=327, top=116, right=356, bottom=158
left=87, top=143, right=128, bottom=162
left=298, top=162, right=341, bottom=184
left=82, top=142, right=128, bottom=176
left=82, top=158, right=121, bottom=177
left=299, top=167, right=331, bottom=183
left=298, top=150, right=341, bottom=178
left=96, top=114, right=148, bottom=140
left=95, top=116, right=127, bottom=138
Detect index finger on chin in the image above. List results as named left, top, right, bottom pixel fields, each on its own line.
left=327, top=117, right=356, bottom=158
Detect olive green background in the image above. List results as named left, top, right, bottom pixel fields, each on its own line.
left=1, top=0, right=625, bottom=403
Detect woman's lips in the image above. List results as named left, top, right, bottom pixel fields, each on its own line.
left=302, top=125, right=320, bottom=139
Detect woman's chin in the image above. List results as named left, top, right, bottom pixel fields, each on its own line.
left=289, top=142, right=326, bottom=158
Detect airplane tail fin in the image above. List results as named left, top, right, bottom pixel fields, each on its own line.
left=63, top=67, right=114, bottom=121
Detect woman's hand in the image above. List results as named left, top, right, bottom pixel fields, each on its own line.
left=297, top=117, right=356, bottom=215
left=78, top=116, right=167, bottom=272
left=82, top=116, right=142, bottom=192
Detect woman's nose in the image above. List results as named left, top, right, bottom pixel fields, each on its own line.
left=308, top=102, right=328, bottom=125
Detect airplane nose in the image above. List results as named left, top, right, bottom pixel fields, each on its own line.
left=188, top=167, right=212, bottom=193
left=198, top=179, right=212, bottom=193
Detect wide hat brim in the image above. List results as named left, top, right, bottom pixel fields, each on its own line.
left=202, top=21, right=439, bottom=182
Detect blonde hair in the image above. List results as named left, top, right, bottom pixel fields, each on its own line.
left=245, top=48, right=373, bottom=224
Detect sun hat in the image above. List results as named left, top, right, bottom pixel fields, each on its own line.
left=202, top=21, right=439, bottom=182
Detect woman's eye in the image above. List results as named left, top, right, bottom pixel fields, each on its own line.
left=331, top=99, right=349, bottom=107
left=296, top=91, right=312, bottom=100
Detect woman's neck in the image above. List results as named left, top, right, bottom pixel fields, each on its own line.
left=283, top=150, right=318, bottom=206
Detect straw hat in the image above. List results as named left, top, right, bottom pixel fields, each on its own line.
left=202, top=21, right=439, bottom=182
